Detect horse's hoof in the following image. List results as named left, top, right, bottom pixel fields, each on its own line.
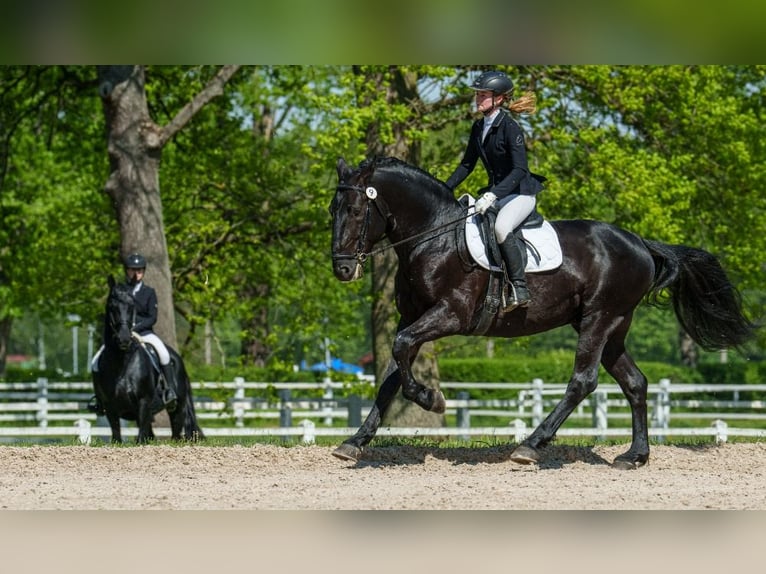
left=510, top=444, right=539, bottom=465
left=332, top=443, right=361, bottom=462
left=612, top=455, right=648, bottom=470
left=431, top=391, right=446, bottom=414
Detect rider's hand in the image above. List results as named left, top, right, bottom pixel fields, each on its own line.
left=474, top=192, right=497, bottom=215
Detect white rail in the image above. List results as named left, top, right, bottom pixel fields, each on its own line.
left=0, top=377, right=764, bottom=445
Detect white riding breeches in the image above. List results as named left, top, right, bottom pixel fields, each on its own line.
left=90, top=334, right=170, bottom=373
left=91, top=345, right=104, bottom=372
left=139, top=333, right=171, bottom=365
left=494, top=194, right=537, bottom=243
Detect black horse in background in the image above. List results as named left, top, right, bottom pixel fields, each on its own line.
left=92, top=276, right=204, bottom=443
left=330, top=156, right=755, bottom=469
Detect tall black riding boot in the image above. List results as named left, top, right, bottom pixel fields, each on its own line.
left=498, top=234, right=531, bottom=309
left=159, top=364, right=179, bottom=413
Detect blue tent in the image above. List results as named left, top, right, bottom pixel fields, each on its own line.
left=301, top=357, right=363, bottom=375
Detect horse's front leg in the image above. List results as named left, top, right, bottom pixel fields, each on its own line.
left=393, top=303, right=463, bottom=413
left=333, top=366, right=403, bottom=462
left=105, top=411, right=123, bottom=443
left=136, top=399, right=155, bottom=443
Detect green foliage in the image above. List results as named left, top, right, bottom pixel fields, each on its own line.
left=438, top=354, right=703, bottom=387
left=2, top=65, right=765, bottom=375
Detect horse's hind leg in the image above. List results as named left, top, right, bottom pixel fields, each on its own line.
left=333, top=366, right=403, bottom=462
left=511, top=317, right=612, bottom=465
left=169, top=408, right=185, bottom=440
left=601, top=330, right=650, bottom=470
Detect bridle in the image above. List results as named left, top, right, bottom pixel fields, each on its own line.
left=331, top=183, right=393, bottom=265
left=331, top=182, right=472, bottom=265
left=108, top=290, right=137, bottom=350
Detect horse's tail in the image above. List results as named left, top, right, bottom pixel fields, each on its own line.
left=643, top=239, right=756, bottom=351
left=178, top=362, right=205, bottom=440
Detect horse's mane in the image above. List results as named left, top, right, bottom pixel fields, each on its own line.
left=362, top=157, right=455, bottom=202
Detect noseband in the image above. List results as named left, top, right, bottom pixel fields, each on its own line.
left=331, top=183, right=393, bottom=265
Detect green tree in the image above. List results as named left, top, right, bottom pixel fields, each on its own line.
left=0, top=66, right=111, bottom=376
left=96, top=65, right=241, bottom=348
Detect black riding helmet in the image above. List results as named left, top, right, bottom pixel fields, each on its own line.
left=124, top=253, right=147, bottom=269
left=470, top=71, right=513, bottom=96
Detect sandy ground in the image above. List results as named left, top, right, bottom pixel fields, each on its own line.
left=0, top=441, right=764, bottom=510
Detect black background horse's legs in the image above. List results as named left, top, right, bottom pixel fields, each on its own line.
left=169, top=408, right=185, bottom=440
left=333, top=368, right=403, bottom=461
left=136, top=399, right=155, bottom=443
left=601, top=332, right=650, bottom=469
left=106, top=412, right=123, bottom=443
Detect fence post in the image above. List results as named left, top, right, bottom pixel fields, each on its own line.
left=656, top=378, right=671, bottom=443
left=592, top=390, right=607, bottom=440
left=322, top=378, right=333, bottom=425
left=36, top=377, right=49, bottom=428
left=347, top=394, right=362, bottom=428
left=532, top=378, right=544, bottom=427
left=712, top=419, right=728, bottom=444
left=75, top=418, right=91, bottom=445
left=279, top=389, right=292, bottom=442
left=456, top=391, right=470, bottom=441
left=512, top=418, right=527, bottom=443
left=234, top=376, right=245, bottom=428
left=300, top=419, right=316, bottom=444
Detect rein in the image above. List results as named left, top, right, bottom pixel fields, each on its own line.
left=333, top=183, right=472, bottom=263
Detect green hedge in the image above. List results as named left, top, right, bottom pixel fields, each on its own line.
left=438, top=353, right=704, bottom=386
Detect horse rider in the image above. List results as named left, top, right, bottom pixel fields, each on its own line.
left=91, top=253, right=178, bottom=412
left=445, top=69, right=546, bottom=309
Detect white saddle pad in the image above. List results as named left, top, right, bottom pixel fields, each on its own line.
left=462, top=196, right=563, bottom=273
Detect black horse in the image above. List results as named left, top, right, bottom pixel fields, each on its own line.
left=330, top=156, right=755, bottom=469
left=91, top=276, right=204, bottom=443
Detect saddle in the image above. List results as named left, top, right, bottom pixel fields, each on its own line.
left=456, top=195, right=563, bottom=334
left=458, top=195, right=563, bottom=274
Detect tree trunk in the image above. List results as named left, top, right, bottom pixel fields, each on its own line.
left=239, top=283, right=271, bottom=367
left=679, top=328, right=698, bottom=367
left=98, top=65, right=177, bottom=346
left=0, top=316, right=10, bottom=377
left=364, top=66, right=442, bottom=428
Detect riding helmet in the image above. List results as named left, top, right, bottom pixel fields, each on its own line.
left=124, top=253, right=147, bottom=269
left=470, top=71, right=513, bottom=96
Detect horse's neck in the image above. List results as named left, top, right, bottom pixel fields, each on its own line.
left=382, top=181, right=460, bottom=243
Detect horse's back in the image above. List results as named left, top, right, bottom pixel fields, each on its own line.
left=550, top=219, right=655, bottom=301
left=552, top=219, right=651, bottom=259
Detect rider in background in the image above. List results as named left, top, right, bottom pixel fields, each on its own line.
left=91, top=253, right=178, bottom=412
left=445, top=70, right=545, bottom=309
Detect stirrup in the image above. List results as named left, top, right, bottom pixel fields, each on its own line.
left=503, top=283, right=530, bottom=310
left=87, top=395, right=104, bottom=415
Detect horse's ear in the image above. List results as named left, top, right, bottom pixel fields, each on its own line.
left=336, top=157, right=350, bottom=180
left=359, top=157, right=375, bottom=181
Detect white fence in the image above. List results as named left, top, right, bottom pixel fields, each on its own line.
left=0, top=377, right=765, bottom=445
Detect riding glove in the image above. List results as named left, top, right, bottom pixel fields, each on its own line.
left=474, top=192, right=497, bottom=215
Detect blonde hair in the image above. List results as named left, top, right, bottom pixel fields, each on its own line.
left=507, top=91, right=537, bottom=115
